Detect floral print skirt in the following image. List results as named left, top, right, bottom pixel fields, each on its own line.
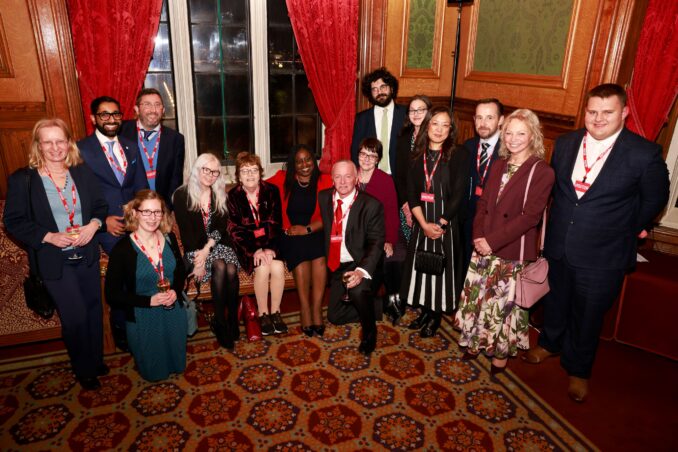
left=453, top=251, right=529, bottom=359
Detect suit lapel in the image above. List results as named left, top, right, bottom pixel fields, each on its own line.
left=561, top=131, right=585, bottom=200
left=578, top=129, right=627, bottom=200
left=84, top=135, right=121, bottom=187
left=30, top=170, right=59, bottom=231
left=120, top=139, right=138, bottom=185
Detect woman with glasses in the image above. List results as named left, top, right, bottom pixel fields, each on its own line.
left=228, top=152, right=285, bottom=336
left=4, top=118, right=108, bottom=391
left=355, top=138, right=402, bottom=324
left=173, top=153, right=240, bottom=349
left=105, top=190, right=187, bottom=381
left=400, top=106, right=469, bottom=338
left=267, top=145, right=333, bottom=336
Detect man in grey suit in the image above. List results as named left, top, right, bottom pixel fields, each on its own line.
left=319, top=160, right=385, bottom=356
left=523, top=84, right=670, bottom=402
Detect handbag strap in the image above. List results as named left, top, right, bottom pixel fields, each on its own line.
left=519, top=161, right=547, bottom=261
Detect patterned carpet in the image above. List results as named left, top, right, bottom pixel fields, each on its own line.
left=0, top=311, right=595, bottom=451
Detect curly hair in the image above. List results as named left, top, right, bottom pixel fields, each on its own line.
left=361, top=67, right=399, bottom=101
left=234, top=151, right=264, bottom=184
left=123, top=189, right=173, bottom=233
left=28, top=118, right=83, bottom=169
left=497, top=109, right=545, bottom=160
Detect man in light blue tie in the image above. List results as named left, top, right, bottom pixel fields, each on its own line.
left=78, top=95, right=148, bottom=352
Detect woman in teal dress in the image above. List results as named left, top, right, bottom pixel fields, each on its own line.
left=106, top=190, right=187, bottom=381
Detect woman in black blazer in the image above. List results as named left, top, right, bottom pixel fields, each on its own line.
left=173, top=153, right=240, bottom=349
left=4, top=118, right=108, bottom=390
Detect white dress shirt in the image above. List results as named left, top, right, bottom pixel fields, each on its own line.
left=571, top=129, right=622, bottom=198
left=95, top=129, right=128, bottom=170
left=333, top=188, right=371, bottom=279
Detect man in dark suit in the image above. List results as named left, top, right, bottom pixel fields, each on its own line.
left=119, top=88, right=185, bottom=210
left=462, top=98, right=504, bottom=273
left=523, top=84, right=670, bottom=402
left=350, top=67, right=407, bottom=175
left=78, top=95, right=148, bottom=351
left=319, top=160, right=385, bottom=355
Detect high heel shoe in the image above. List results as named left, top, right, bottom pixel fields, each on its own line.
left=301, top=326, right=314, bottom=337
left=384, top=294, right=405, bottom=326
left=419, top=314, right=441, bottom=338
left=461, top=351, right=478, bottom=361
left=490, top=358, right=507, bottom=376
left=312, top=324, right=325, bottom=337
left=238, top=296, right=262, bottom=341
left=407, top=311, right=430, bottom=330
left=210, top=318, right=234, bottom=350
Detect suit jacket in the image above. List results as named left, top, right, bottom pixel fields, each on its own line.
left=545, top=127, right=669, bottom=269
left=77, top=133, right=149, bottom=253
left=473, top=156, right=554, bottom=261
left=172, top=186, right=235, bottom=253
left=119, top=121, right=185, bottom=210
left=227, top=182, right=283, bottom=274
left=350, top=103, right=408, bottom=172
left=318, top=188, right=385, bottom=277
left=4, top=165, right=108, bottom=280
left=464, top=136, right=501, bottom=220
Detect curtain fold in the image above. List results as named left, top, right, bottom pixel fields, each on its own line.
left=625, top=0, right=678, bottom=140
left=67, top=0, right=163, bottom=134
left=286, top=0, right=359, bottom=172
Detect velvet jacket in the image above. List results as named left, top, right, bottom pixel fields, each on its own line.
left=226, top=181, right=283, bottom=274
left=265, top=170, right=333, bottom=230
left=473, top=156, right=555, bottom=261
left=172, top=185, right=234, bottom=253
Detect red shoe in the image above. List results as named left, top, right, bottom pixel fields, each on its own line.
left=239, top=296, right=262, bottom=341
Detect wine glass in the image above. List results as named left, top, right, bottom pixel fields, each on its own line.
left=341, top=272, right=351, bottom=303
left=65, top=225, right=83, bottom=260
left=157, top=279, right=175, bottom=310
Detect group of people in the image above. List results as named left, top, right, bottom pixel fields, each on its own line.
left=4, top=69, right=670, bottom=404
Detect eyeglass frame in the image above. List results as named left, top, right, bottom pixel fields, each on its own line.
left=95, top=111, right=124, bottom=121
left=136, top=209, right=164, bottom=217
left=408, top=108, right=428, bottom=115
left=239, top=168, right=260, bottom=176
left=201, top=167, right=221, bottom=177
left=358, top=150, right=379, bottom=161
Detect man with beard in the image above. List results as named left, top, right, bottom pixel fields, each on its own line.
left=462, top=98, right=504, bottom=272
left=350, top=67, right=407, bottom=175
left=120, top=88, right=185, bottom=210
left=78, top=96, right=148, bottom=352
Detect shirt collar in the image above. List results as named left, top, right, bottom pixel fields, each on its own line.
left=374, top=100, right=394, bottom=113
left=480, top=131, right=500, bottom=148
left=587, top=128, right=622, bottom=149
left=333, top=188, right=357, bottom=203
left=95, top=129, right=119, bottom=146
left=137, top=120, right=161, bottom=132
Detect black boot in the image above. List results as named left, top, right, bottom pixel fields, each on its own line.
left=420, top=312, right=441, bottom=338
left=407, top=310, right=430, bottom=330
left=384, top=294, right=405, bottom=326
left=111, top=324, right=129, bottom=352
left=210, top=318, right=234, bottom=349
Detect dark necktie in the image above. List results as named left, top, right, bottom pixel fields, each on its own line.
left=143, top=130, right=154, bottom=141
left=480, top=142, right=490, bottom=170
left=327, top=199, right=343, bottom=271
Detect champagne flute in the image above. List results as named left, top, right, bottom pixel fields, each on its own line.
left=65, top=225, right=83, bottom=260
left=341, top=272, right=351, bottom=303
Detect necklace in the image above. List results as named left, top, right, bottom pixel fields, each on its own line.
left=296, top=178, right=310, bottom=188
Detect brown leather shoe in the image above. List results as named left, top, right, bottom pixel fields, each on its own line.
left=521, top=346, right=558, bottom=364
left=567, top=376, right=588, bottom=403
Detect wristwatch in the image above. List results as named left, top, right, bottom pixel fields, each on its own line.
left=306, top=226, right=312, bottom=234
left=436, top=219, right=448, bottom=230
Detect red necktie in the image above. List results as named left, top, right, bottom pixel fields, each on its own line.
left=327, top=199, right=343, bottom=271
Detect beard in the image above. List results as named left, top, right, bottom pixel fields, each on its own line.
left=371, top=92, right=393, bottom=108
left=95, top=121, right=120, bottom=138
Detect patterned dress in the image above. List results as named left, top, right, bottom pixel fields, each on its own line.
left=454, top=163, right=529, bottom=359
left=185, top=208, right=239, bottom=283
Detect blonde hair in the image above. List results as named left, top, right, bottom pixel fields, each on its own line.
left=28, top=118, right=83, bottom=169
left=498, top=109, right=545, bottom=160
left=178, top=153, right=228, bottom=215
left=123, top=189, right=173, bottom=233
left=234, top=151, right=264, bottom=183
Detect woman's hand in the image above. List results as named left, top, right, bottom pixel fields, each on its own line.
left=254, top=248, right=273, bottom=267
left=71, top=221, right=99, bottom=247
left=163, top=290, right=178, bottom=307
left=384, top=242, right=394, bottom=258
left=43, top=231, right=76, bottom=248
left=150, top=292, right=169, bottom=307
left=286, top=225, right=307, bottom=236
left=191, top=264, right=207, bottom=281
left=473, top=237, right=492, bottom=256
left=421, top=222, right=443, bottom=240
left=402, top=203, right=412, bottom=227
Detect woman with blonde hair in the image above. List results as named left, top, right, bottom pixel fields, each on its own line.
left=105, top=190, right=187, bottom=381
left=454, top=109, right=555, bottom=375
left=174, top=153, right=240, bottom=349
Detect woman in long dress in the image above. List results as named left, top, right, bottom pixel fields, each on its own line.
left=400, top=106, right=469, bottom=338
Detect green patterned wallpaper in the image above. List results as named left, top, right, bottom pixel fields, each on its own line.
left=407, top=0, right=436, bottom=69
left=474, top=0, right=574, bottom=76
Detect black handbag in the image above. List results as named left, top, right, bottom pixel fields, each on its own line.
left=22, top=169, right=56, bottom=319
left=414, top=249, right=446, bottom=275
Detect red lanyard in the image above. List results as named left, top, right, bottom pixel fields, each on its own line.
left=581, top=133, right=613, bottom=183
left=476, top=142, right=491, bottom=185
left=332, top=190, right=359, bottom=234
left=101, top=142, right=127, bottom=175
left=136, top=125, right=162, bottom=170
left=45, top=169, right=77, bottom=226
left=423, top=151, right=442, bottom=192
left=201, top=199, right=211, bottom=231
left=246, top=189, right=260, bottom=228
left=133, top=232, right=164, bottom=281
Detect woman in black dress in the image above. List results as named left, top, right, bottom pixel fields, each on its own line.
left=400, top=106, right=470, bottom=338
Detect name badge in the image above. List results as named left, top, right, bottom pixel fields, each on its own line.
left=475, top=186, right=483, bottom=197
left=574, top=180, right=590, bottom=194
left=253, top=228, right=266, bottom=238
left=330, top=235, right=342, bottom=243
left=420, top=192, right=435, bottom=203
left=146, top=170, right=156, bottom=179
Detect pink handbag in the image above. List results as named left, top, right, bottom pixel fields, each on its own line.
left=514, top=162, right=550, bottom=309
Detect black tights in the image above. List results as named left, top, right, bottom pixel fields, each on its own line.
left=211, top=259, right=239, bottom=328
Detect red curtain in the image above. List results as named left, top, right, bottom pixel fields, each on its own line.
left=67, top=0, right=163, bottom=134
left=286, top=0, right=359, bottom=172
left=626, top=0, right=678, bottom=140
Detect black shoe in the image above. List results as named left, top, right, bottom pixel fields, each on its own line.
left=408, top=311, right=430, bottom=330
left=77, top=376, right=101, bottom=391
left=270, top=312, right=288, bottom=334
left=301, top=326, right=314, bottom=337
left=96, top=364, right=110, bottom=376
left=112, top=326, right=130, bottom=352
left=420, top=315, right=441, bottom=338
left=227, top=316, right=240, bottom=342
left=260, top=314, right=275, bottom=336
left=210, top=318, right=234, bottom=349
left=312, top=324, right=325, bottom=337
left=384, top=295, right=405, bottom=326
left=358, top=337, right=376, bottom=356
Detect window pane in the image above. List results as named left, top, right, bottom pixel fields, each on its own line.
left=160, top=1, right=168, bottom=21
left=190, top=0, right=247, bottom=24
left=268, top=28, right=293, bottom=70
left=296, top=116, right=318, bottom=155
left=191, top=25, right=221, bottom=72
left=269, top=75, right=292, bottom=115
left=269, top=116, right=293, bottom=161
left=144, top=73, right=176, bottom=118
left=196, top=117, right=251, bottom=158
left=222, top=26, right=249, bottom=67
left=149, top=24, right=171, bottom=71
left=295, top=74, right=316, bottom=114
left=267, top=0, right=289, bottom=25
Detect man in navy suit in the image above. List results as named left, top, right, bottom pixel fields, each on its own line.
left=462, top=98, right=504, bottom=273
left=350, top=67, right=407, bottom=175
left=523, top=84, right=670, bottom=402
left=78, top=95, right=149, bottom=351
left=120, top=88, right=185, bottom=210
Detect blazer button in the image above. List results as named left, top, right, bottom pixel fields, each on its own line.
left=570, top=221, right=574, bottom=224
left=503, top=214, right=508, bottom=218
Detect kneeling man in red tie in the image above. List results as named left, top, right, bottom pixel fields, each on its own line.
left=319, top=160, right=385, bottom=355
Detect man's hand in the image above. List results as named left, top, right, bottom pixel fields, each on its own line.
left=343, top=270, right=364, bottom=289
left=105, top=215, right=125, bottom=237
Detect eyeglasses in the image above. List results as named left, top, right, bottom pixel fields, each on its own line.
left=40, top=139, right=69, bottom=148
left=139, top=102, right=163, bottom=109
left=370, top=84, right=390, bottom=94
left=201, top=167, right=221, bottom=177
left=136, top=209, right=163, bottom=217
left=239, top=168, right=259, bottom=176
left=408, top=108, right=427, bottom=115
left=95, top=111, right=123, bottom=121
left=358, top=151, right=379, bottom=160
